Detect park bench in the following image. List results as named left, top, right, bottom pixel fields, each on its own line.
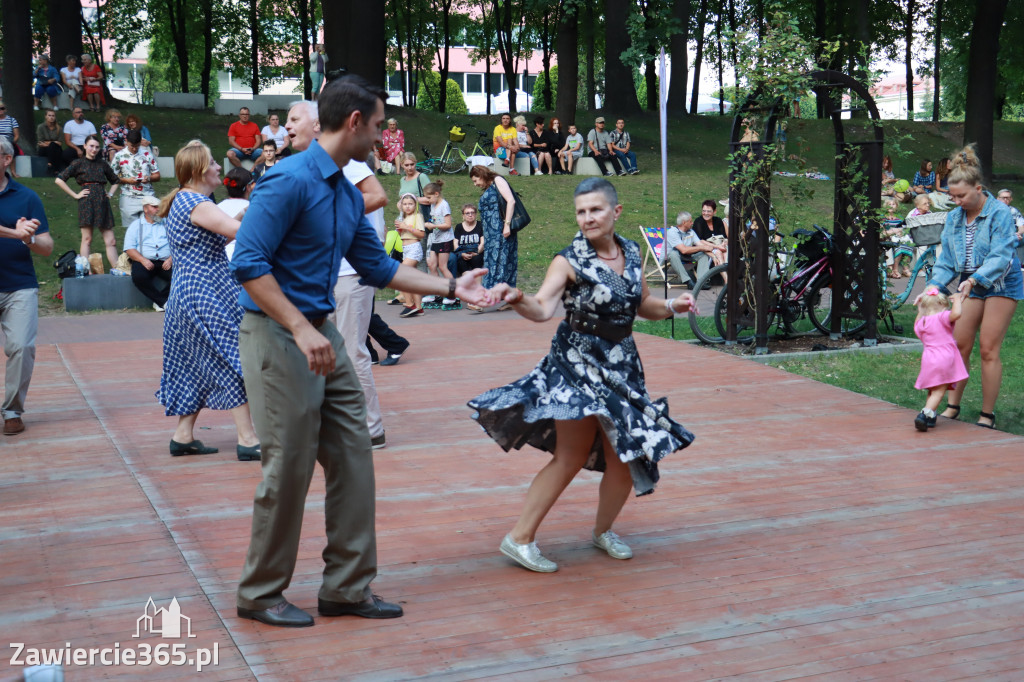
left=62, top=273, right=165, bottom=312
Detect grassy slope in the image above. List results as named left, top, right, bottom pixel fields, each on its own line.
left=17, top=105, right=1024, bottom=432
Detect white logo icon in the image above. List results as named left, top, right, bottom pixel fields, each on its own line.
left=134, top=598, right=196, bottom=639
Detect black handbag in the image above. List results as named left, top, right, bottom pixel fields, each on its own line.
left=54, top=250, right=77, bottom=278
left=496, top=180, right=531, bottom=233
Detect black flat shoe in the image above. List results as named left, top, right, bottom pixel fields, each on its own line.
left=170, top=439, right=219, bottom=456
left=237, top=443, right=261, bottom=461
left=976, top=411, right=996, bottom=429
left=318, top=594, right=403, bottom=619
left=914, top=411, right=936, bottom=431
left=238, top=601, right=314, bottom=628
left=941, top=403, right=960, bottom=420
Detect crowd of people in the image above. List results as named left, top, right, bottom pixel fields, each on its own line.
left=491, top=113, right=640, bottom=177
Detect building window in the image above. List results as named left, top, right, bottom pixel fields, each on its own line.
left=489, top=74, right=506, bottom=95
left=465, top=73, right=483, bottom=94
left=388, top=72, right=404, bottom=92
left=448, top=72, right=465, bottom=89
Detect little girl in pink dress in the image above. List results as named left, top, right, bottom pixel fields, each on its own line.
left=913, top=289, right=969, bottom=431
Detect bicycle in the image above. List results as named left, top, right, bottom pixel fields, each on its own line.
left=687, top=224, right=867, bottom=344
left=877, top=211, right=944, bottom=329
left=436, top=125, right=493, bottom=174
left=417, top=145, right=440, bottom=175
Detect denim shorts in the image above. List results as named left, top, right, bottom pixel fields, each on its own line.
left=963, top=259, right=1024, bottom=300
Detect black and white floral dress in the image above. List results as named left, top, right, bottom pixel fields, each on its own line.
left=469, top=231, right=694, bottom=495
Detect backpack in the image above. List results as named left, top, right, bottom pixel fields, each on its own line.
left=54, top=250, right=77, bottom=278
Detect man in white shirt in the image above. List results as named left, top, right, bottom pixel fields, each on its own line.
left=665, top=211, right=725, bottom=287
left=123, top=195, right=172, bottom=310
left=61, top=106, right=96, bottom=165
left=112, top=129, right=161, bottom=227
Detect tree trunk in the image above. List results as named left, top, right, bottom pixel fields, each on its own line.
left=932, top=0, right=942, bottom=122
left=201, top=0, right=214, bottom=106
left=323, top=0, right=347, bottom=76
left=347, top=0, right=386, bottom=86
left=163, top=0, right=190, bottom=92
left=963, top=0, right=1009, bottom=186
left=493, top=0, right=520, bottom=112
left=541, top=10, right=553, bottom=111
left=585, top=1, right=596, bottom=109
left=436, top=0, right=452, bottom=112
left=689, top=0, right=708, bottom=114
left=49, top=0, right=83, bottom=70
left=716, top=0, right=724, bottom=115
left=554, top=6, right=578, bottom=126
left=3, top=0, right=34, bottom=148
left=904, top=0, right=915, bottom=120
left=605, top=0, right=640, bottom=113
left=666, top=0, right=690, bottom=115
left=249, top=0, right=260, bottom=95
left=298, top=0, right=311, bottom=100
left=813, top=0, right=826, bottom=118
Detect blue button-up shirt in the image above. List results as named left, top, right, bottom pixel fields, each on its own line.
left=230, top=140, right=399, bottom=317
left=0, top=177, right=49, bottom=293
left=123, top=215, right=170, bottom=260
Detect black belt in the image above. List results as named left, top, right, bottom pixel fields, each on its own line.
left=565, top=311, right=633, bottom=343
left=249, top=310, right=328, bottom=329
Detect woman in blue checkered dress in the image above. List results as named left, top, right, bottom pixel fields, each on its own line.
left=155, top=141, right=261, bottom=461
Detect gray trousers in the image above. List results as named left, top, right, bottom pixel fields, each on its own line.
left=1, top=289, right=38, bottom=420
left=236, top=312, right=377, bottom=610
left=330, top=275, right=383, bottom=438
left=667, top=249, right=711, bottom=286
left=119, top=194, right=145, bottom=229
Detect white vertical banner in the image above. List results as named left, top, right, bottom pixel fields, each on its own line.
left=659, top=48, right=669, bottom=232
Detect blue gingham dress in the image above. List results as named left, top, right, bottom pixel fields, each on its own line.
left=156, top=191, right=247, bottom=415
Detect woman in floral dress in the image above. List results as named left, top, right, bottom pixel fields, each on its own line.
left=469, top=178, right=696, bottom=573
left=54, top=134, right=120, bottom=270
left=376, top=118, right=405, bottom=171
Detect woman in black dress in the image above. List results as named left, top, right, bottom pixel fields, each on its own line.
left=470, top=178, right=696, bottom=573
left=55, top=134, right=120, bottom=271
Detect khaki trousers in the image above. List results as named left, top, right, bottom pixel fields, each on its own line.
left=1, top=289, right=38, bottom=420
left=236, top=312, right=377, bottom=610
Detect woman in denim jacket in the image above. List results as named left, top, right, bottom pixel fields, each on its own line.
left=925, top=145, right=1022, bottom=429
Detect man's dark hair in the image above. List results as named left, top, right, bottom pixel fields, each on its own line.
left=126, top=129, right=142, bottom=145
left=318, top=74, right=387, bottom=133
left=263, top=139, right=278, bottom=149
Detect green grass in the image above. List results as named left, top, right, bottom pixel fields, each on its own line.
left=17, top=104, right=1024, bottom=432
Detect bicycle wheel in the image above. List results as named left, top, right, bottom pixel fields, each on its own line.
left=687, top=264, right=728, bottom=343
left=807, top=278, right=868, bottom=336
left=713, top=283, right=777, bottom=344
left=441, top=147, right=467, bottom=174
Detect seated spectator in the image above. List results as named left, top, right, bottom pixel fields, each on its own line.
left=880, top=154, right=905, bottom=201
left=0, top=100, right=20, bottom=154
left=996, top=189, right=1024, bottom=249
left=61, top=55, right=82, bottom=103
left=251, top=140, right=280, bottom=182
left=665, top=211, right=725, bottom=287
left=929, top=157, right=954, bottom=209
left=100, top=109, right=128, bottom=162
left=125, top=114, right=157, bottom=156
left=906, top=193, right=931, bottom=220
left=545, top=118, right=566, bottom=173
left=587, top=116, right=623, bottom=177
left=226, top=107, right=262, bottom=167
left=80, top=53, right=105, bottom=112
left=558, top=123, right=583, bottom=174
left=882, top=197, right=913, bottom=279
left=33, top=55, right=61, bottom=110
left=376, top=117, right=405, bottom=172
left=513, top=115, right=539, bottom=175
left=529, top=116, right=553, bottom=175
left=36, top=108, right=65, bottom=173
left=123, top=195, right=172, bottom=311
left=113, top=129, right=160, bottom=227
left=610, top=118, right=638, bottom=175
left=492, top=113, right=519, bottom=175
left=217, top=167, right=254, bottom=261
left=910, top=159, right=934, bottom=197
left=260, top=113, right=290, bottom=158
left=62, top=106, right=97, bottom=165
left=694, top=199, right=728, bottom=241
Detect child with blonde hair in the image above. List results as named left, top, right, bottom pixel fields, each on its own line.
left=883, top=197, right=914, bottom=278
left=912, top=289, right=968, bottom=431
left=394, top=192, right=426, bottom=318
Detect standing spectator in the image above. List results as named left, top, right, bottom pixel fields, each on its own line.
left=513, top=115, right=539, bottom=175
left=492, top=113, right=519, bottom=175
left=54, top=134, right=120, bottom=271
left=693, top=199, right=728, bottom=241
left=61, top=55, right=82, bottom=104
left=113, top=129, right=161, bottom=227
left=80, top=53, right=105, bottom=112
left=309, top=43, right=328, bottom=99
left=36, top=108, right=64, bottom=173
left=61, top=106, right=96, bottom=165
left=398, top=151, right=432, bottom=222
left=376, top=118, right=405, bottom=172
left=610, top=118, right=638, bottom=175
left=558, top=123, right=584, bottom=174
left=910, top=159, right=935, bottom=197
left=100, top=109, right=128, bottom=162
left=587, top=116, right=623, bottom=177
left=996, top=188, right=1024, bottom=256
left=0, top=137, right=54, bottom=436
left=529, top=116, right=554, bottom=175
left=665, top=210, right=725, bottom=287
left=226, top=107, right=263, bottom=168
left=123, top=195, right=172, bottom=310
left=470, top=164, right=518, bottom=297
left=33, top=55, right=61, bottom=110
left=217, top=167, right=254, bottom=261
left=0, top=100, right=20, bottom=153
left=260, top=113, right=290, bottom=158
left=125, top=114, right=157, bottom=156
left=156, top=140, right=261, bottom=460
left=251, top=140, right=280, bottom=182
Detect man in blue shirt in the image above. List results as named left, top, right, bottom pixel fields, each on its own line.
left=123, top=195, right=172, bottom=310
left=231, top=76, right=491, bottom=628
left=0, top=137, right=54, bottom=436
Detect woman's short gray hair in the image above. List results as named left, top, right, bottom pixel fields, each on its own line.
left=573, top=177, right=618, bottom=205
left=512, top=115, right=526, bottom=126
left=386, top=117, right=397, bottom=125
left=676, top=211, right=692, bottom=225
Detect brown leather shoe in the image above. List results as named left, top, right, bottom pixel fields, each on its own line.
left=3, top=417, right=25, bottom=435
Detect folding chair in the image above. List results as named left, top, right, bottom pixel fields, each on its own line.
left=639, top=225, right=686, bottom=288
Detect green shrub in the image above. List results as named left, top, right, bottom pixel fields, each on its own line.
left=416, top=71, right=468, bottom=115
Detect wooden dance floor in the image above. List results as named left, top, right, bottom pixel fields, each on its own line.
left=2, top=308, right=1023, bottom=680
